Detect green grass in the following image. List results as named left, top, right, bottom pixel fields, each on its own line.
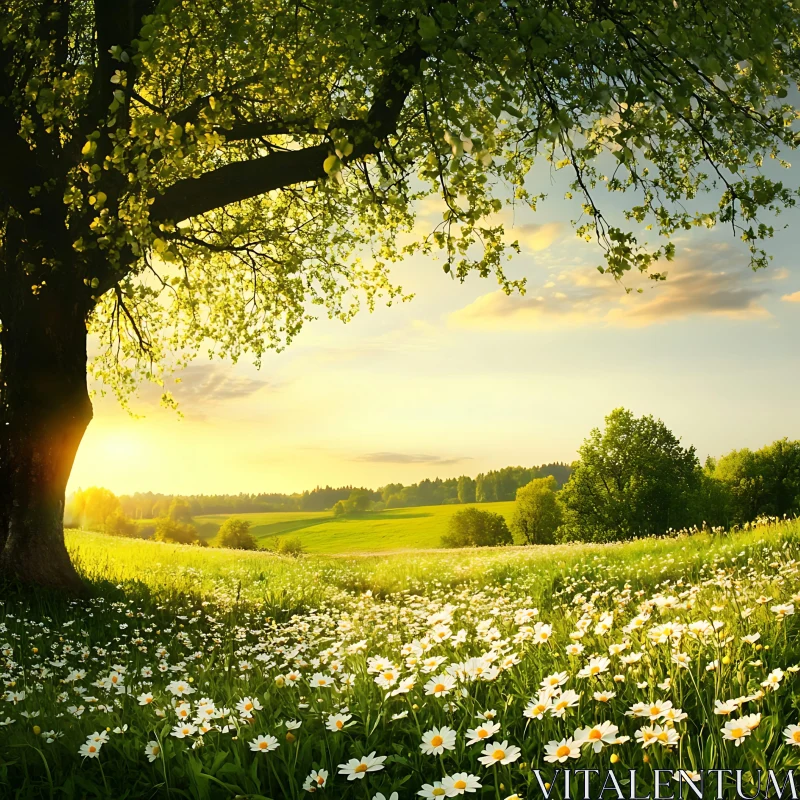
left=190, top=501, right=518, bottom=553
left=4, top=521, right=800, bottom=799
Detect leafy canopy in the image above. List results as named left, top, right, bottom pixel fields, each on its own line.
left=2, top=0, right=799, bottom=401
left=560, top=407, right=701, bottom=541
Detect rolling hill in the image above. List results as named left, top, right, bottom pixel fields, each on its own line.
left=191, top=501, right=518, bottom=554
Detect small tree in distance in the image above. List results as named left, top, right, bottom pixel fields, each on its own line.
left=153, top=517, right=202, bottom=546
left=441, top=508, right=512, bottom=549
left=214, top=519, right=258, bottom=551
left=511, top=477, right=562, bottom=545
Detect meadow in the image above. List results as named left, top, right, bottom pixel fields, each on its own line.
left=187, top=501, right=518, bottom=553
left=2, top=522, right=800, bottom=798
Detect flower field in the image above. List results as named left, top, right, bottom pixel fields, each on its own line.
left=2, top=523, right=800, bottom=799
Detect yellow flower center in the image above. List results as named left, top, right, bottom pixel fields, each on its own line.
left=434, top=683, right=445, bottom=693
left=354, top=763, right=368, bottom=774
left=589, top=730, right=603, bottom=740
left=493, top=749, right=506, bottom=760
left=431, top=735, right=444, bottom=747
left=259, top=742, right=268, bottom=749
left=152, top=746, right=160, bottom=756
left=245, top=703, right=252, bottom=710
left=478, top=729, right=489, bottom=738
left=556, top=745, right=571, bottom=757
left=731, top=728, right=744, bottom=739
left=590, top=666, right=600, bottom=674
left=793, top=731, right=800, bottom=743
left=336, top=720, right=343, bottom=729
left=88, top=746, right=96, bottom=753
left=454, top=781, right=467, bottom=790
left=650, top=706, right=661, bottom=715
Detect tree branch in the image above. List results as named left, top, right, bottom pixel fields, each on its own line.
left=150, top=42, right=426, bottom=224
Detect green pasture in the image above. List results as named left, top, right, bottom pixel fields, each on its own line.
left=191, top=500, right=518, bottom=553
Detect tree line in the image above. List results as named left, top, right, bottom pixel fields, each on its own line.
left=66, top=462, right=573, bottom=528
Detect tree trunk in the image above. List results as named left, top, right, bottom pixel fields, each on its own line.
left=0, top=290, right=92, bottom=595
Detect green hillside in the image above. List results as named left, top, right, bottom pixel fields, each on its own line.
left=193, top=501, right=517, bottom=554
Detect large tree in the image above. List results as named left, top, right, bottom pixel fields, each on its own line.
left=1, top=0, right=799, bottom=590
left=559, top=407, right=701, bottom=541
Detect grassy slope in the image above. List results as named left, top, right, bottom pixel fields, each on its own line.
left=191, top=501, right=517, bottom=553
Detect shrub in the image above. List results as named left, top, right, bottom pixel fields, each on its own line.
left=274, top=536, right=305, bottom=556
left=441, top=507, right=512, bottom=548
left=333, top=490, right=373, bottom=516
left=511, top=477, right=562, bottom=545
left=153, top=517, right=200, bottom=545
left=214, top=518, right=258, bottom=550
left=103, top=510, right=137, bottom=538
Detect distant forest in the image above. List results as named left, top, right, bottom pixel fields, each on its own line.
left=114, top=463, right=573, bottom=518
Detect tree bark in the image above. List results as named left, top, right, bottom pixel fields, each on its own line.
left=0, top=288, right=92, bottom=595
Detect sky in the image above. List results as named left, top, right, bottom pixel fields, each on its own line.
left=68, top=158, right=800, bottom=496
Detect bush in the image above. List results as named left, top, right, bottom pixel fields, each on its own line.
left=511, top=476, right=562, bottom=545
left=153, top=517, right=201, bottom=545
left=103, top=510, right=137, bottom=538
left=333, top=490, right=373, bottom=516
left=441, top=507, right=512, bottom=548
left=214, top=518, right=258, bottom=550
left=274, top=536, right=305, bottom=556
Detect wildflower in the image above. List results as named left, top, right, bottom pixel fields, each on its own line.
left=541, top=672, right=569, bottom=690
left=784, top=725, right=800, bottom=747
left=578, top=656, right=610, bottom=678
left=722, top=719, right=750, bottom=746
left=303, top=768, right=328, bottom=792
left=138, top=692, right=154, bottom=706
left=249, top=734, right=279, bottom=753
left=550, top=689, right=580, bottom=718
left=762, top=669, right=784, bottom=690
left=575, top=721, right=619, bottom=753
left=326, top=712, right=352, bottom=732
left=441, top=772, right=482, bottom=795
left=524, top=695, right=551, bottom=720
left=166, top=680, right=195, bottom=697
left=144, top=741, right=161, bottom=762
left=478, top=740, right=521, bottom=766
left=79, top=741, right=101, bottom=758
left=171, top=723, right=197, bottom=738
left=594, top=690, right=616, bottom=702
left=466, top=720, right=501, bottom=745
left=636, top=725, right=679, bottom=749
left=236, top=697, right=263, bottom=718
left=420, top=726, right=457, bottom=755
left=662, top=707, right=688, bottom=723
left=424, top=674, right=456, bottom=697
left=338, top=751, right=386, bottom=780
left=418, top=782, right=448, bottom=798
left=544, top=737, right=582, bottom=763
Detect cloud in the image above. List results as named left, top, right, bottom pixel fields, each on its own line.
left=165, top=363, right=269, bottom=404
left=782, top=290, right=800, bottom=303
left=354, top=452, right=471, bottom=465
left=449, top=253, right=774, bottom=331
left=510, top=222, right=563, bottom=252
